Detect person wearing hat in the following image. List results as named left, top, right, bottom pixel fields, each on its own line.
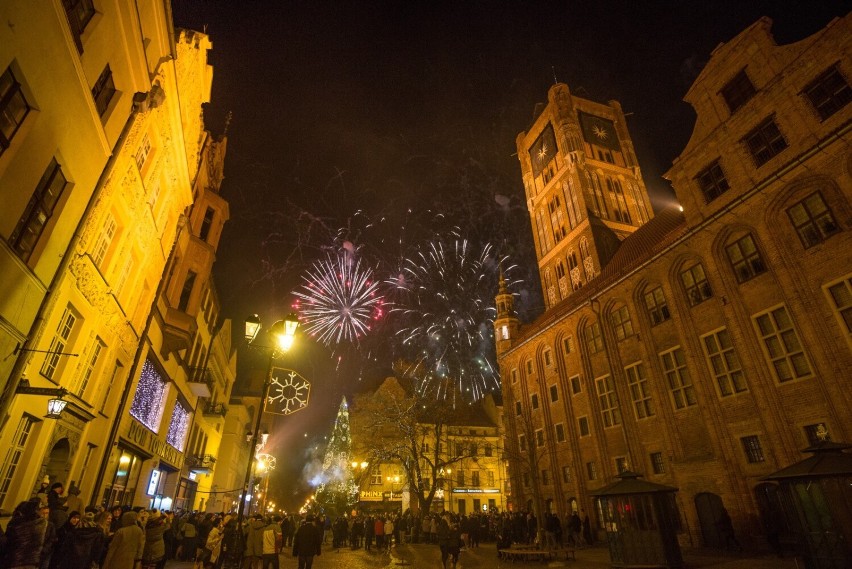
left=53, top=511, right=104, bottom=569
left=292, top=515, right=321, bottom=569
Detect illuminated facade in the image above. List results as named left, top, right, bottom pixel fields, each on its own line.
left=352, top=378, right=510, bottom=515
left=0, top=0, right=227, bottom=513
left=499, top=16, right=851, bottom=549
left=516, top=83, right=654, bottom=311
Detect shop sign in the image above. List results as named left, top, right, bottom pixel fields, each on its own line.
left=452, top=487, right=500, bottom=494
left=126, top=419, right=182, bottom=467
left=382, top=491, right=402, bottom=501
left=360, top=490, right=384, bottom=502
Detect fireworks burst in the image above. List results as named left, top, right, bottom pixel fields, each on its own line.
left=389, top=232, right=518, bottom=402
left=293, top=246, right=385, bottom=346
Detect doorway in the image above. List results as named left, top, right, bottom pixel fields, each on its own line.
left=45, top=438, right=71, bottom=486
left=694, top=492, right=725, bottom=548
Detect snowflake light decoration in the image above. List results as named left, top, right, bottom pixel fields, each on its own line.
left=266, top=367, right=311, bottom=416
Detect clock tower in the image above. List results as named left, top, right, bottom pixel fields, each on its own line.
left=516, top=83, right=654, bottom=309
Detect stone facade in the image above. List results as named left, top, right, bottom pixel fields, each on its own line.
left=497, top=15, right=851, bottom=549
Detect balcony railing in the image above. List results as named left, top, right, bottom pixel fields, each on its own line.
left=187, top=368, right=214, bottom=398
left=203, top=401, right=228, bottom=417
left=185, top=454, right=216, bottom=471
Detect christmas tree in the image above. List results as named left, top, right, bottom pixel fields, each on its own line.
left=315, top=397, right=359, bottom=516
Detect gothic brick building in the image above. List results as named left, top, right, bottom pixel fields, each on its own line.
left=496, top=15, right=851, bottom=549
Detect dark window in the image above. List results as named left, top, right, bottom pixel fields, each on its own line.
left=0, top=67, right=31, bottom=156
left=578, top=416, right=590, bottom=437
left=787, top=192, right=840, bottom=248
left=741, top=435, right=765, bottom=463
left=484, top=444, right=492, bottom=457
left=522, top=472, right=530, bottom=487
left=515, top=401, right=522, bottom=416
left=826, top=278, right=852, bottom=335
left=178, top=271, right=197, bottom=312
left=586, top=321, right=604, bottom=353
left=720, top=70, right=756, bottom=113
left=615, top=457, right=628, bottom=474
left=586, top=461, right=597, bottom=480
left=541, top=469, right=550, bottom=485
left=531, top=393, right=539, bottom=410
left=681, top=264, right=713, bottom=306
left=696, top=160, right=730, bottom=203
left=10, top=159, right=69, bottom=261
left=611, top=306, right=634, bottom=340
left=650, top=452, right=665, bottom=474
left=519, top=435, right=526, bottom=452
left=549, top=385, right=558, bottom=403
left=803, top=65, right=851, bottom=121
left=644, top=286, right=671, bottom=325
left=91, top=64, right=116, bottom=117
left=199, top=206, right=215, bottom=241
left=555, top=423, right=565, bottom=442
left=62, top=0, right=96, bottom=53
left=744, top=117, right=788, bottom=166
left=726, top=234, right=766, bottom=283
left=570, top=375, right=582, bottom=395
left=535, top=429, right=544, bottom=447
left=561, top=465, right=571, bottom=483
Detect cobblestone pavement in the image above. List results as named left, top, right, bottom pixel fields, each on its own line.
left=165, top=542, right=801, bottom=568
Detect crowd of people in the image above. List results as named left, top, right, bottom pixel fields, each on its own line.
left=0, top=480, right=597, bottom=569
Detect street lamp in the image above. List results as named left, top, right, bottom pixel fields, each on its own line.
left=236, top=313, right=298, bottom=543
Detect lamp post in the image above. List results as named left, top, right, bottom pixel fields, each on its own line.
left=235, top=313, right=298, bottom=551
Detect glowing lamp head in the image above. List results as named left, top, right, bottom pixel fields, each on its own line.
left=245, top=314, right=262, bottom=342
left=46, top=397, right=67, bottom=419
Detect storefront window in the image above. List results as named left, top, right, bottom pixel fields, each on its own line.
left=130, top=359, right=169, bottom=431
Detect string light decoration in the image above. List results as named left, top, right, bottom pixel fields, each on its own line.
left=166, top=401, right=191, bottom=450
left=130, top=359, right=168, bottom=430
left=314, top=397, right=359, bottom=515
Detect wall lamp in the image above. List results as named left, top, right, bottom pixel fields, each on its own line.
left=16, top=379, right=69, bottom=419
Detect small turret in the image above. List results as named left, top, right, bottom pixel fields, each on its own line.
left=494, top=268, right=520, bottom=356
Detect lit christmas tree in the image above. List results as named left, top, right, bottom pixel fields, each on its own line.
left=315, top=397, right=359, bottom=516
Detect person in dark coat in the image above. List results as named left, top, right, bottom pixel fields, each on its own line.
left=38, top=504, right=57, bottom=569
left=291, top=516, right=322, bottom=569
left=142, top=510, right=168, bottom=569
left=47, top=484, right=67, bottom=531
left=6, top=500, right=48, bottom=569
left=55, top=512, right=104, bottom=569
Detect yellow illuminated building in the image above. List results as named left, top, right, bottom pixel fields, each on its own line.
left=0, top=0, right=229, bottom=513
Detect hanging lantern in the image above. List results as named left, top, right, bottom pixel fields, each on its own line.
left=46, top=397, right=68, bottom=419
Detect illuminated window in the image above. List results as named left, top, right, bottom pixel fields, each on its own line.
left=561, top=466, right=571, bottom=483
left=615, top=457, right=628, bottom=474
left=586, top=461, right=597, bottom=480
left=754, top=306, right=811, bottom=382
left=166, top=402, right=191, bottom=451
left=371, top=467, right=382, bottom=485
left=563, top=335, right=574, bottom=354
left=701, top=329, right=748, bottom=396
left=130, top=358, right=169, bottom=432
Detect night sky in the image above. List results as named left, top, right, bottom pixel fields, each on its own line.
left=170, top=1, right=847, bottom=510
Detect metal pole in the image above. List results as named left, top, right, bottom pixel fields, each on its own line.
left=235, top=350, right=273, bottom=556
